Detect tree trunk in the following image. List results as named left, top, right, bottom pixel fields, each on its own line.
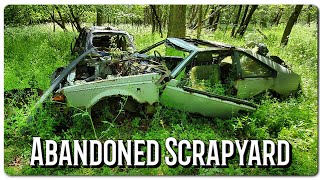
left=68, top=5, right=82, bottom=32
left=156, top=5, right=162, bottom=32
left=203, top=5, right=210, bottom=21
left=272, top=9, right=279, bottom=25
left=275, top=9, right=283, bottom=26
left=161, top=6, right=168, bottom=29
left=272, top=8, right=283, bottom=26
left=150, top=5, right=163, bottom=37
left=212, top=11, right=220, bottom=32
left=236, top=5, right=248, bottom=35
left=96, top=7, right=103, bottom=26
left=208, top=6, right=216, bottom=26
left=51, top=8, right=56, bottom=32
left=49, top=5, right=67, bottom=32
left=187, top=6, right=194, bottom=25
left=143, top=6, right=148, bottom=26
left=307, top=5, right=312, bottom=26
left=281, top=5, right=303, bottom=46
left=189, top=5, right=198, bottom=28
left=196, top=5, right=203, bottom=39
left=167, top=5, right=186, bottom=38
left=192, top=5, right=226, bottom=30
left=237, top=5, right=258, bottom=37
left=231, top=5, right=242, bottom=37
left=151, top=6, right=155, bottom=33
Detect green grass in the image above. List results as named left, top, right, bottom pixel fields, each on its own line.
left=4, top=23, right=318, bottom=175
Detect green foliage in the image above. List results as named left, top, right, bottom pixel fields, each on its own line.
left=188, top=79, right=226, bottom=96
left=4, top=22, right=318, bottom=175
left=4, top=5, right=50, bottom=25
left=5, top=5, right=318, bottom=31
left=4, top=24, right=77, bottom=90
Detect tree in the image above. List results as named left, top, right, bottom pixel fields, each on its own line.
left=208, top=5, right=216, bottom=27
left=46, top=5, right=68, bottom=32
left=280, top=5, right=303, bottom=46
left=192, top=5, right=226, bottom=30
left=150, top=5, right=163, bottom=37
left=236, top=5, right=258, bottom=37
left=272, top=7, right=284, bottom=26
left=161, top=5, right=169, bottom=29
left=96, top=6, right=104, bottom=26
left=188, top=5, right=199, bottom=28
left=231, top=5, right=242, bottom=37
left=207, top=5, right=221, bottom=32
left=237, top=5, right=249, bottom=34
left=307, top=5, right=312, bottom=26
left=196, top=5, right=203, bottom=39
left=167, top=5, right=186, bottom=38
left=202, top=5, right=210, bottom=23
left=68, top=5, right=82, bottom=32
left=212, top=10, right=220, bottom=32
left=143, top=6, right=151, bottom=26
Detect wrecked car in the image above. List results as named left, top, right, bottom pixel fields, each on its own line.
left=51, top=26, right=135, bottom=90
left=39, top=37, right=301, bottom=119
left=71, top=26, right=135, bottom=55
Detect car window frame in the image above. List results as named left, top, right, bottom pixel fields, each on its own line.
left=234, top=51, right=277, bottom=79
left=171, top=49, right=235, bottom=79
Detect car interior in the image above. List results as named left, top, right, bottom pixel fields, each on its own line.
left=92, top=33, right=128, bottom=51
left=177, top=50, right=236, bottom=96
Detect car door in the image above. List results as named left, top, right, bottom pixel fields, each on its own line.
left=159, top=51, right=256, bottom=118
left=233, top=51, right=277, bottom=99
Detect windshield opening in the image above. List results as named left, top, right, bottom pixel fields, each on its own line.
left=92, top=33, right=130, bottom=51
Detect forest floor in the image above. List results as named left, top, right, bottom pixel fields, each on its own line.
left=3, top=23, right=318, bottom=175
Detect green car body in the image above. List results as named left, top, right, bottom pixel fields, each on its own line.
left=52, top=38, right=300, bottom=118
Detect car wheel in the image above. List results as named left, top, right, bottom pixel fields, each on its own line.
left=91, top=96, right=142, bottom=125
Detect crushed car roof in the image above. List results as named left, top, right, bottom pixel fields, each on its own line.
left=166, top=38, right=237, bottom=52
left=88, top=26, right=132, bottom=35
left=85, top=26, right=135, bottom=50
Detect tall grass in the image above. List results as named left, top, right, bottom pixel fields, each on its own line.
left=4, top=23, right=318, bottom=175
